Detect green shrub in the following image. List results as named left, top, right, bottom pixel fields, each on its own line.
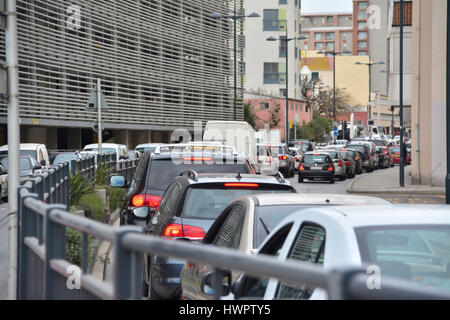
left=95, top=163, right=114, bottom=186
left=66, top=228, right=82, bottom=266
left=69, top=172, right=94, bottom=207
left=109, top=187, right=126, bottom=212
left=78, top=192, right=106, bottom=222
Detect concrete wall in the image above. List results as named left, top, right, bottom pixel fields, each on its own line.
left=411, top=0, right=447, bottom=187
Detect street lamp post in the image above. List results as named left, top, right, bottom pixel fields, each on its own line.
left=355, top=60, right=385, bottom=136
left=211, top=10, right=260, bottom=121
left=317, top=50, right=351, bottom=143
left=267, top=34, right=307, bottom=143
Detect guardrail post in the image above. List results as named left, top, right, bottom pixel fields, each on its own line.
left=17, top=190, right=39, bottom=300
left=70, top=160, right=76, bottom=176
left=44, top=205, right=68, bottom=300
left=113, top=226, right=144, bottom=300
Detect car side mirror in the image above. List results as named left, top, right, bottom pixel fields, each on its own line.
left=32, top=164, right=42, bottom=172
left=201, top=270, right=232, bottom=297
left=110, top=175, right=126, bottom=188
left=40, top=160, right=46, bottom=167
left=132, top=207, right=149, bottom=219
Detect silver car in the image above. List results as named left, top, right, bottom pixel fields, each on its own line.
left=180, top=193, right=390, bottom=300
left=323, top=149, right=347, bottom=181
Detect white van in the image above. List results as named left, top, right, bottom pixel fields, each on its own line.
left=203, top=121, right=259, bottom=172
left=0, top=143, right=50, bottom=168
left=82, top=143, right=128, bottom=160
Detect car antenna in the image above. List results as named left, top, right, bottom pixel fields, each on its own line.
left=236, top=172, right=242, bottom=180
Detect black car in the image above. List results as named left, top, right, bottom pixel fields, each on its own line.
left=110, top=151, right=255, bottom=226
left=298, top=152, right=335, bottom=184
left=142, top=171, right=296, bottom=300
left=345, top=144, right=373, bottom=172
left=342, top=148, right=363, bottom=175
left=339, top=150, right=356, bottom=178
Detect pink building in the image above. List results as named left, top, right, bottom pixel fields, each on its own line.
left=246, top=97, right=311, bottom=142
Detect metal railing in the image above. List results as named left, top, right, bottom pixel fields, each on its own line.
left=16, top=164, right=450, bottom=300
left=70, top=156, right=96, bottom=181
left=96, top=153, right=117, bottom=174
left=116, top=159, right=139, bottom=184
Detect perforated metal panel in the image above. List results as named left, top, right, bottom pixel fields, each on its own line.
left=0, top=0, right=245, bottom=129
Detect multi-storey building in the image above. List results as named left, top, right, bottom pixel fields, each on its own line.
left=352, top=0, right=370, bottom=56
left=243, top=0, right=303, bottom=99
left=0, top=0, right=243, bottom=149
left=300, top=12, right=354, bottom=54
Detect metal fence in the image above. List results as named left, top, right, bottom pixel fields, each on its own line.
left=70, top=156, right=95, bottom=181
left=116, top=159, right=139, bottom=184
left=16, top=163, right=450, bottom=300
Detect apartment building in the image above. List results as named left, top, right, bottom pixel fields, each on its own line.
left=0, top=0, right=242, bottom=149
left=243, top=0, right=303, bottom=99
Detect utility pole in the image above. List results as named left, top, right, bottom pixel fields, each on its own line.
left=5, top=0, right=20, bottom=300
left=97, top=78, right=102, bottom=154
left=399, top=0, right=405, bottom=187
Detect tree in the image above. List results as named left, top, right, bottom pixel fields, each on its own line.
left=243, top=103, right=256, bottom=128
left=301, top=79, right=354, bottom=119
left=290, top=115, right=332, bottom=143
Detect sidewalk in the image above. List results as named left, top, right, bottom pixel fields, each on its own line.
left=347, top=166, right=445, bottom=195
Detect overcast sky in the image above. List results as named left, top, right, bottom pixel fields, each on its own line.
left=302, top=0, right=353, bottom=13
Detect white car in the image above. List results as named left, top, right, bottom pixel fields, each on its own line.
left=227, top=205, right=450, bottom=300
left=0, top=143, right=50, bottom=168
left=135, top=143, right=166, bottom=155
left=82, top=143, right=128, bottom=160
left=180, top=193, right=390, bottom=300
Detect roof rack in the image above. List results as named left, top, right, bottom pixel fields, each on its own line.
left=180, top=169, right=198, bottom=182
left=274, top=171, right=285, bottom=183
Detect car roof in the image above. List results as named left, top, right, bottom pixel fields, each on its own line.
left=249, top=193, right=390, bottom=207
left=135, top=143, right=166, bottom=148
left=285, top=205, right=450, bottom=228
left=304, top=151, right=331, bottom=155
left=180, top=173, right=291, bottom=186
left=83, top=143, right=120, bottom=149
left=150, top=152, right=244, bottom=160
left=0, top=143, right=45, bottom=151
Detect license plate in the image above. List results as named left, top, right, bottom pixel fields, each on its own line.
left=312, top=166, right=322, bottom=171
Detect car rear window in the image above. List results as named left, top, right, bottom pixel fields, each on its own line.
left=390, top=147, right=400, bottom=153
left=302, top=154, right=331, bottom=164
left=182, top=186, right=294, bottom=219
left=146, top=159, right=249, bottom=191
left=136, top=146, right=157, bottom=154
left=347, top=145, right=367, bottom=155
left=325, top=151, right=339, bottom=159
left=370, top=140, right=386, bottom=147
left=356, top=225, right=450, bottom=293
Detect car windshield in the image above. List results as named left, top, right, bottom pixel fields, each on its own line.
left=370, top=140, right=386, bottom=147
left=53, top=154, right=78, bottom=164
left=136, top=146, right=157, bottom=154
left=182, top=187, right=293, bottom=220
left=346, top=145, right=367, bottom=155
left=84, top=147, right=116, bottom=154
left=356, top=226, right=450, bottom=293
left=1, top=158, right=32, bottom=171
left=0, top=150, right=38, bottom=160
left=147, top=159, right=249, bottom=191
left=303, top=154, right=331, bottom=163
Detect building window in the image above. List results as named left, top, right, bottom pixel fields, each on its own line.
left=312, top=72, right=319, bottom=82
left=314, top=33, right=324, bottom=41
left=326, top=42, right=335, bottom=51
left=393, top=1, right=413, bottom=27
left=260, top=102, right=270, bottom=110
left=295, top=104, right=299, bottom=111
left=280, top=36, right=287, bottom=57
left=279, top=0, right=287, bottom=4
left=325, top=32, right=335, bottom=41
left=291, top=103, right=294, bottom=110
left=263, top=9, right=286, bottom=31
left=358, top=51, right=367, bottom=56
left=357, top=11, right=367, bottom=20
left=358, top=2, right=368, bottom=10
left=314, top=42, right=324, bottom=50
left=357, top=41, right=367, bottom=49
left=358, top=21, right=368, bottom=29
left=280, top=89, right=287, bottom=97
left=327, top=16, right=333, bottom=24
left=357, top=120, right=363, bottom=125
left=358, top=31, right=367, bottom=40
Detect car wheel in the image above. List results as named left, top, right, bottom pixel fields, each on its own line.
left=329, top=177, right=335, bottom=184
left=339, top=175, right=346, bottom=181
left=298, top=177, right=303, bottom=183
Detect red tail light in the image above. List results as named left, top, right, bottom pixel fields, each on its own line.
left=163, top=223, right=205, bottom=240
left=224, top=183, right=259, bottom=188
left=345, top=161, right=351, bottom=166
left=366, top=155, right=370, bottom=160
left=184, top=157, right=213, bottom=162
left=279, top=155, right=287, bottom=160
left=130, top=194, right=162, bottom=211
left=299, top=164, right=305, bottom=171
left=327, top=165, right=334, bottom=171
left=355, top=156, right=359, bottom=161
left=338, top=160, right=343, bottom=167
